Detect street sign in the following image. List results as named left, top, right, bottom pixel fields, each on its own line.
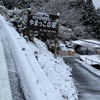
left=29, top=12, right=59, bottom=33
left=25, top=11, right=60, bottom=58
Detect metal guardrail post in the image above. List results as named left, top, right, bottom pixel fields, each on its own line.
left=85, top=57, right=87, bottom=64
left=91, top=59, right=93, bottom=65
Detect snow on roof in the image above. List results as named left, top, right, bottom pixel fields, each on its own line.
left=68, top=48, right=74, bottom=52
left=73, top=40, right=83, bottom=45
left=73, top=39, right=100, bottom=48
left=36, top=12, right=49, bottom=17
left=80, top=55, right=100, bottom=65
left=83, top=39, right=100, bottom=44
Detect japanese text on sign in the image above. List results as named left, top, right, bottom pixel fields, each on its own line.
left=29, top=13, right=59, bottom=33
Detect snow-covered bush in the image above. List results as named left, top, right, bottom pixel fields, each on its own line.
left=0, top=6, right=27, bottom=35
left=0, top=0, right=29, bottom=10
left=0, top=6, right=10, bottom=20
left=9, top=8, right=27, bottom=34
left=59, top=25, right=77, bottom=41
left=73, top=26, right=84, bottom=37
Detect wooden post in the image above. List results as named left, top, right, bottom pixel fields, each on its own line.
left=85, top=57, right=87, bottom=64
left=54, top=13, right=60, bottom=58
left=25, top=9, right=30, bottom=40
left=91, top=59, right=93, bottom=65
left=54, top=19, right=59, bottom=58
left=54, top=37, right=58, bottom=58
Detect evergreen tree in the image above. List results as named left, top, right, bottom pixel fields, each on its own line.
left=93, top=15, right=100, bottom=39
left=81, top=0, right=100, bottom=39
left=97, top=8, right=100, bottom=15
left=82, top=0, right=96, bottom=26
left=81, top=0, right=100, bottom=38
left=77, top=0, right=85, bottom=8
left=2, top=0, right=30, bottom=9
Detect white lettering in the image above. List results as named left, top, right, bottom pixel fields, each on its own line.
left=52, top=22, right=56, bottom=28
left=38, top=22, right=42, bottom=26
left=43, top=21, right=47, bottom=27
left=34, top=20, right=38, bottom=26
left=47, top=22, right=52, bottom=28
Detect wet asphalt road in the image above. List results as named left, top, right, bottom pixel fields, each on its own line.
left=63, top=57, right=100, bottom=100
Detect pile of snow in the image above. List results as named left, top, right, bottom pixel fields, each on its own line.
left=0, top=15, right=78, bottom=100
left=29, top=38, right=77, bottom=99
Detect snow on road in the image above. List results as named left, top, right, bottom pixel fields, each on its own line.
left=0, top=22, right=25, bottom=100
left=0, top=15, right=78, bottom=100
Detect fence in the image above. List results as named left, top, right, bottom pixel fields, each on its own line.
left=85, top=57, right=100, bottom=65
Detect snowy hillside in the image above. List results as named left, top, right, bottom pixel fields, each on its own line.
left=0, top=15, right=78, bottom=100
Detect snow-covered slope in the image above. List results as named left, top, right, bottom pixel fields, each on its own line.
left=29, top=38, right=78, bottom=100
left=0, top=15, right=78, bottom=100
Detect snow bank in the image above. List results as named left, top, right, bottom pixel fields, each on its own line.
left=0, top=15, right=62, bottom=100
left=29, top=38, right=78, bottom=100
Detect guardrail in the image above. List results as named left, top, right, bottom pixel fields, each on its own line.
left=85, top=57, right=100, bottom=65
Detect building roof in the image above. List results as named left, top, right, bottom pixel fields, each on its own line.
left=73, top=39, right=100, bottom=48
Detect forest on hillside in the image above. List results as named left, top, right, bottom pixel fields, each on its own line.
left=0, top=0, right=100, bottom=41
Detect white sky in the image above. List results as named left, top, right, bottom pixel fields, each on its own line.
left=93, top=0, right=100, bottom=8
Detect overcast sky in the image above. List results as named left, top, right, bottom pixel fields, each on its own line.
left=93, top=0, right=100, bottom=9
